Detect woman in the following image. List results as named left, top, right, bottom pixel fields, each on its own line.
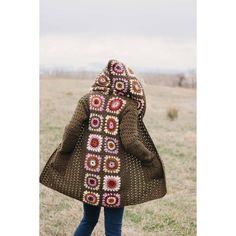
left=40, top=59, right=167, bottom=236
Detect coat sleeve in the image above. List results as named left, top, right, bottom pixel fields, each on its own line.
left=60, top=95, right=89, bottom=154
left=119, top=103, right=154, bottom=162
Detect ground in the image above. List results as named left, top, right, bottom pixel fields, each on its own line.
left=40, top=77, right=196, bottom=236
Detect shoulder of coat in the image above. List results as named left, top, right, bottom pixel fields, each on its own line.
left=77, top=93, right=91, bottom=114
left=80, top=93, right=90, bottom=103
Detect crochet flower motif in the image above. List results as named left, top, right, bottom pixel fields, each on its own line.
left=84, top=173, right=101, bottom=191
left=103, top=175, right=121, bottom=192
left=103, top=155, right=121, bottom=174
left=102, top=193, right=121, bottom=207
left=84, top=153, right=102, bottom=173
left=130, top=79, right=143, bottom=96
left=110, top=61, right=126, bottom=76
left=106, top=97, right=126, bottom=114
left=87, top=134, right=103, bottom=153
left=95, top=72, right=110, bottom=87
left=89, top=94, right=105, bottom=112
left=104, top=115, right=119, bottom=135
left=133, top=97, right=145, bottom=114
left=112, top=78, right=129, bottom=96
left=104, top=136, right=119, bottom=154
left=89, top=113, right=104, bottom=132
left=83, top=190, right=100, bottom=206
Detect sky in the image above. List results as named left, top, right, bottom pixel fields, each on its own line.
left=40, top=0, right=196, bottom=72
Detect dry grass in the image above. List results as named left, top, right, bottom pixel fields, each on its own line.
left=40, top=77, right=196, bottom=236
left=167, top=107, right=178, bottom=121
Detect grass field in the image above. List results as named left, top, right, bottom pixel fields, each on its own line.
left=40, top=77, right=196, bottom=236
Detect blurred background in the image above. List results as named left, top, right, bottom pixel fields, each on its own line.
left=40, top=0, right=196, bottom=235
left=40, top=0, right=196, bottom=87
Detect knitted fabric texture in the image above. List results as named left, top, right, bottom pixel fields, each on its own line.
left=40, top=59, right=167, bottom=208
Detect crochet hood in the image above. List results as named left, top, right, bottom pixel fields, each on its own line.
left=91, top=59, right=146, bottom=117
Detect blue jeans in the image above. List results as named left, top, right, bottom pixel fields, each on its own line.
left=74, top=202, right=124, bottom=236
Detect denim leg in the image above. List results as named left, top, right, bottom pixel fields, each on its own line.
left=104, top=207, right=125, bottom=236
left=73, top=203, right=101, bottom=236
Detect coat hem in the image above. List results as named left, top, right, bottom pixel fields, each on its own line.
left=40, top=178, right=167, bottom=208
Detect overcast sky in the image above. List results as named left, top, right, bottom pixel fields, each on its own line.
left=40, top=0, right=196, bottom=72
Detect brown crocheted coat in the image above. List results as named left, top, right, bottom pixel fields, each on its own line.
left=40, top=60, right=167, bottom=208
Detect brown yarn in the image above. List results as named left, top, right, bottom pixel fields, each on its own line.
left=40, top=59, right=167, bottom=207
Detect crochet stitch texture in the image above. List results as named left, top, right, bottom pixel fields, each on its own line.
left=40, top=59, right=167, bottom=207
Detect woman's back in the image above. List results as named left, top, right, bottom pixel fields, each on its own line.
left=40, top=59, right=167, bottom=208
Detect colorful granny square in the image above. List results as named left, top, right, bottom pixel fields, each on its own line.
left=84, top=173, right=101, bottom=191
left=84, top=153, right=102, bottom=173
left=87, top=134, right=103, bottom=153
left=89, top=113, right=104, bottom=132
left=104, top=115, right=119, bottom=136
left=104, top=136, right=119, bottom=154
left=112, top=78, right=129, bottom=96
left=106, top=97, right=126, bottom=115
left=130, top=79, right=143, bottom=96
left=95, top=72, right=110, bottom=87
left=89, top=94, right=105, bottom=112
left=110, top=61, right=126, bottom=76
left=103, top=155, right=121, bottom=174
left=102, top=193, right=121, bottom=207
left=83, top=190, right=100, bottom=206
left=103, top=175, right=121, bottom=192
